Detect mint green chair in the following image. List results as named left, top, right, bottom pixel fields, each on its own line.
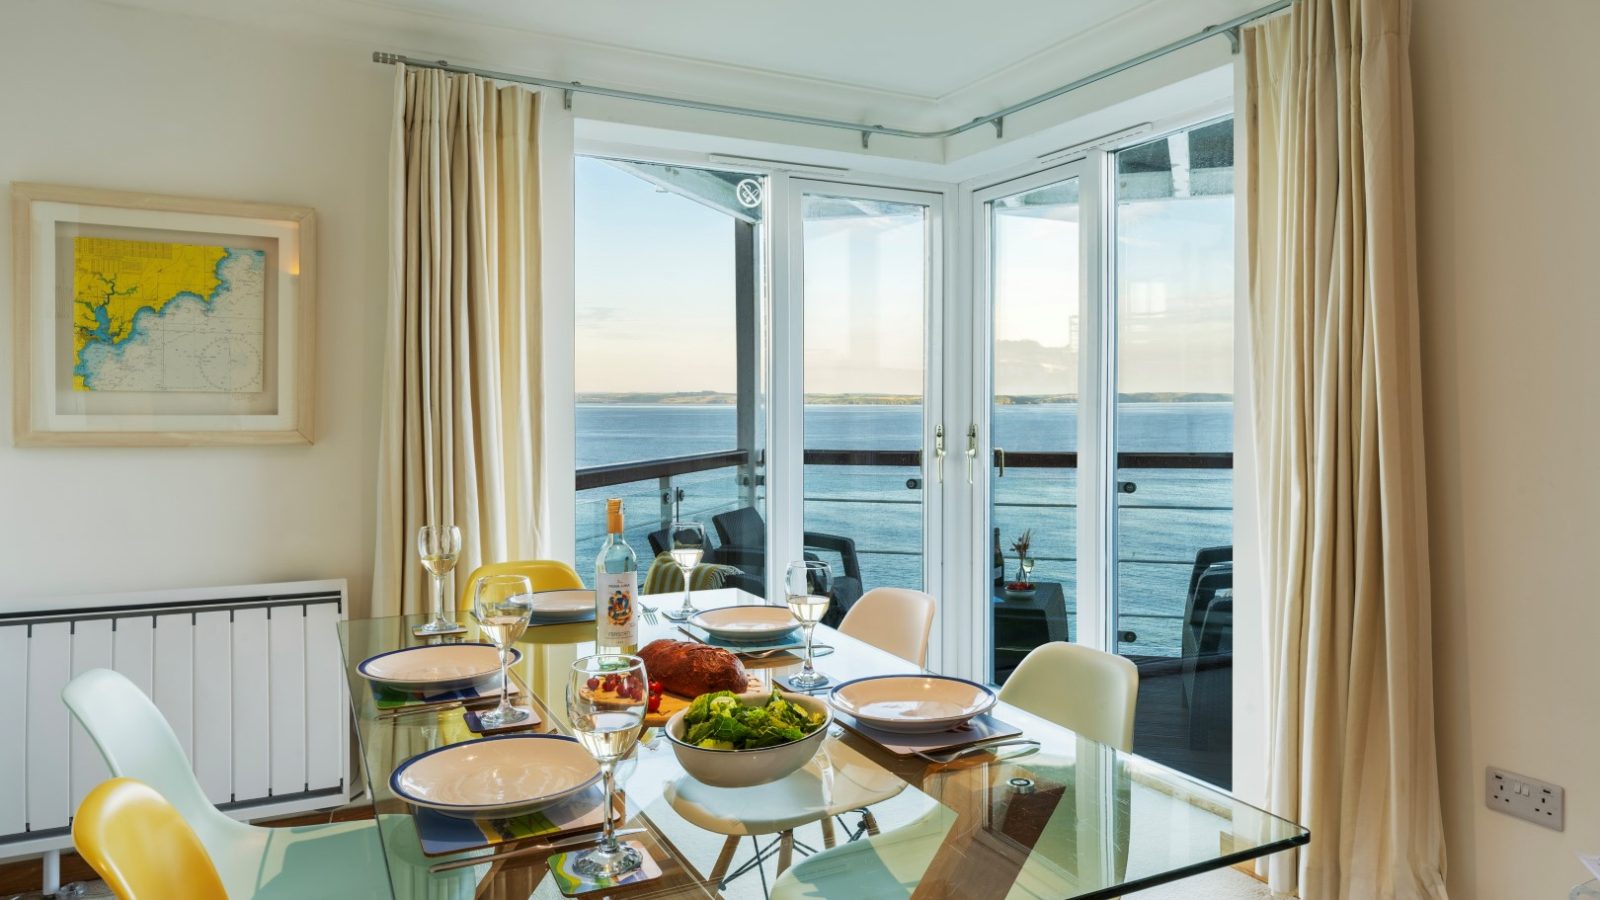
left=63, top=668, right=471, bottom=899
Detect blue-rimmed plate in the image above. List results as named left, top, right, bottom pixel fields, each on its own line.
left=390, top=734, right=602, bottom=819
left=358, top=643, right=521, bottom=694
left=828, top=674, right=997, bottom=734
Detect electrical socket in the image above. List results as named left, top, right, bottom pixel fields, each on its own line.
left=1486, top=766, right=1564, bottom=831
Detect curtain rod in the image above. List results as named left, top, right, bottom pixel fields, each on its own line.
left=373, top=0, right=1291, bottom=148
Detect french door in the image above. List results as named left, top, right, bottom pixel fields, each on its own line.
left=772, top=179, right=945, bottom=635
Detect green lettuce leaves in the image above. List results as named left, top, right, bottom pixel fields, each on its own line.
left=681, top=690, right=826, bottom=750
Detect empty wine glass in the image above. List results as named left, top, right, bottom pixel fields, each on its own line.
left=785, top=560, right=832, bottom=690
left=416, top=525, right=463, bottom=634
left=472, top=574, right=533, bottom=727
left=567, top=654, right=648, bottom=879
left=663, top=520, right=707, bottom=622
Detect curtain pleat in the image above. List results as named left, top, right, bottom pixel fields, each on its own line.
left=1244, top=1, right=1449, bottom=897
left=371, top=65, right=547, bottom=618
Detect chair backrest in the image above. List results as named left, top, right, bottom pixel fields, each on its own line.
left=837, top=587, right=936, bottom=667
left=640, top=553, right=742, bottom=594
left=712, top=507, right=765, bottom=549
left=73, top=777, right=228, bottom=900
left=61, top=669, right=242, bottom=849
left=998, top=642, right=1140, bottom=751
left=457, top=559, right=584, bottom=610
left=647, top=528, right=670, bottom=557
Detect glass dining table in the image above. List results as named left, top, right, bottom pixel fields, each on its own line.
left=338, top=588, right=1307, bottom=899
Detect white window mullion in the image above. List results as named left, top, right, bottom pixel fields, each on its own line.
left=1077, top=149, right=1113, bottom=652
left=767, top=171, right=804, bottom=599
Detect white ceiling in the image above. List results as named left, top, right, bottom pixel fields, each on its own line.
left=351, top=0, right=1194, bottom=99
left=102, top=0, right=1257, bottom=149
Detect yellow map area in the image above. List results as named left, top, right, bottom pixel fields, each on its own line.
left=73, top=237, right=227, bottom=390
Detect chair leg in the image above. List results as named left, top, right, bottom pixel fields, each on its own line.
left=863, top=809, right=880, bottom=836
left=820, top=816, right=837, bottom=849
left=709, top=835, right=741, bottom=885
left=776, top=830, right=794, bottom=875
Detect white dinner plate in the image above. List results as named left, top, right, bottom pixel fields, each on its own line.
left=522, top=589, right=596, bottom=622
left=357, top=643, right=520, bottom=693
left=689, top=606, right=801, bottom=643
left=828, top=675, right=997, bottom=734
left=390, top=734, right=602, bottom=819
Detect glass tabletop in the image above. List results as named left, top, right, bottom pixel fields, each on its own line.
left=338, top=588, right=1306, bottom=899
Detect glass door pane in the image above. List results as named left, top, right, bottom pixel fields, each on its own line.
left=798, top=189, right=931, bottom=620
left=1111, top=120, right=1236, bottom=787
left=573, top=158, right=766, bottom=590
left=987, top=177, right=1082, bottom=684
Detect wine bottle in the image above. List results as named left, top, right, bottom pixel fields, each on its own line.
left=595, top=498, right=639, bottom=654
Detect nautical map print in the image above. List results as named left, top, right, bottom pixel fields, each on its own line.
left=72, top=236, right=266, bottom=393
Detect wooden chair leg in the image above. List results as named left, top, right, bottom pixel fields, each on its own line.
left=820, top=816, right=837, bottom=849
left=708, top=834, right=741, bottom=885
left=863, top=809, right=881, bottom=836
left=776, top=830, right=794, bottom=874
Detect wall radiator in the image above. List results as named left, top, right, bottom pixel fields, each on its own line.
left=0, top=579, right=351, bottom=860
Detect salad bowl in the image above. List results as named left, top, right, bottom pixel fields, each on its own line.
left=665, top=690, right=832, bottom=788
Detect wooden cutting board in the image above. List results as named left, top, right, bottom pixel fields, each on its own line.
left=592, top=673, right=764, bottom=728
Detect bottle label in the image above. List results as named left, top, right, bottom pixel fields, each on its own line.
left=596, top=571, right=637, bottom=647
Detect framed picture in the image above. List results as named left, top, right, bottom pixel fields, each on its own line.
left=11, top=183, right=315, bottom=446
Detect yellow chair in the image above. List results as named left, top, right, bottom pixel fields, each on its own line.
left=457, top=559, right=584, bottom=611
left=73, top=777, right=228, bottom=900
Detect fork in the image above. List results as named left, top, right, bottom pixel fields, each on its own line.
left=917, top=738, right=1040, bottom=765
left=641, top=604, right=658, bottom=626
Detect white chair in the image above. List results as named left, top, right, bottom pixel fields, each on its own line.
left=837, top=587, right=936, bottom=667
left=998, top=642, right=1140, bottom=751
left=62, top=668, right=476, bottom=899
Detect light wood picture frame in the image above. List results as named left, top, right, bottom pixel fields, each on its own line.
left=11, top=183, right=315, bottom=446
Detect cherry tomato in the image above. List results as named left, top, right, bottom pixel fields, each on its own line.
left=649, top=680, right=663, bottom=695
left=585, top=676, right=600, bottom=691
left=647, top=693, right=662, bottom=713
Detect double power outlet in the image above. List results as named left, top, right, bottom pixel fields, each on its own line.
left=1486, top=766, right=1564, bottom=831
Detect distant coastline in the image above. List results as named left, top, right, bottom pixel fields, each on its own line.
left=577, top=391, right=1232, bottom=405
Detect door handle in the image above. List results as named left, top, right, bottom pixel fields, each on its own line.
left=965, top=424, right=978, bottom=485
left=995, top=448, right=1006, bottom=478
left=934, top=424, right=946, bottom=484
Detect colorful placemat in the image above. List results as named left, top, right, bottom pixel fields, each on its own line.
left=548, top=841, right=661, bottom=896
left=833, top=711, right=1022, bottom=756
left=371, top=672, right=526, bottom=713
left=414, top=784, right=620, bottom=857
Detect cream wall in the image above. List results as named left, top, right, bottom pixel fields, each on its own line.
left=1414, top=0, right=1600, bottom=896
left=0, top=0, right=393, bottom=611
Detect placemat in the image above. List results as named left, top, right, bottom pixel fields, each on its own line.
left=414, top=784, right=621, bottom=857
left=833, top=711, right=1022, bottom=756
left=371, top=672, right=526, bottom=713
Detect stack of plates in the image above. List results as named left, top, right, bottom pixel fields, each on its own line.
left=828, top=675, right=997, bottom=734
left=357, top=643, right=520, bottom=694
left=391, top=734, right=602, bottom=819
left=520, top=589, right=596, bottom=624
left=687, top=606, right=800, bottom=644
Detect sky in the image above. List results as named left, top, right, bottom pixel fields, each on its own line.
left=574, top=155, right=1235, bottom=398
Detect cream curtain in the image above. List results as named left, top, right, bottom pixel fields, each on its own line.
left=371, top=65, right=547, bottom=618
left=1243, top=1, right=1448, bottom=898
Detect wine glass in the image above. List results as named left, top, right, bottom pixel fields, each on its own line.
left=416, top=525, right=463, bottom=634
left=567, top=655, right=648, bottom=879
left=663, top=520, right=707, bottom=622
left=472, top=574, right=533, bottom=727
left=784, top=560, right=833, bottom=690
left=1020, top=556, right=1035, bottom=586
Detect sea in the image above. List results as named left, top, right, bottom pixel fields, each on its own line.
left=576, top=402, right=1232, bottom=657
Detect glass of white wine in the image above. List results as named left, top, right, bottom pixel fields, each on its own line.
left=566, top=654, right=648, bottom=878
left=663, top=520, right=707, bottom=622
left=472, top=573, right=533, bottom=727
left=416, top=525, right=463, bottom=634
left=785, top=560, right=833, bottom=690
